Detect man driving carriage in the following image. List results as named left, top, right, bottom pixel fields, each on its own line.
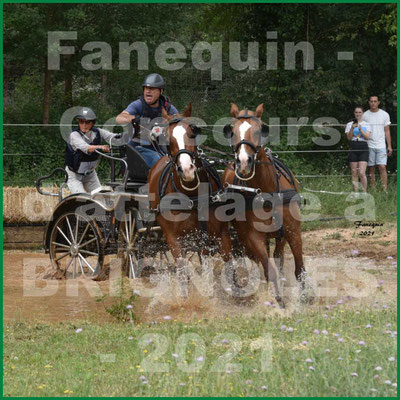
left=65, top=107, right=120, bottom=194
left=116, top=73, right=179, bottom=167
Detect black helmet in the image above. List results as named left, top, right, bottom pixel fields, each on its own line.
left=76, top=107, right=97, bottom=121
left=142, top=73, right=165, bottom=89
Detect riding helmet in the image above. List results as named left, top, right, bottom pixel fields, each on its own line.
left=76, top=107, right=97, bottom=122
left=142, top=73, right=165, bottom=89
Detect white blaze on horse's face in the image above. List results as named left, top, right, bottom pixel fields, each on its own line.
left=172, top=125, right=195, bottom=181
left=238, top=121, right=252, bottom=172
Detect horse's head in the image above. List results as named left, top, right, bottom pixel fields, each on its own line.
left=162, top=103, right=201, bottom=183
left=223, top=103, right=269, bottom=179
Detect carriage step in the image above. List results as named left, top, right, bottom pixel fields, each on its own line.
left=137, top=226, right=162, bottom=233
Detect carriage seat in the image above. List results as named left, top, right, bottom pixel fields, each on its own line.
left=126, top=143, right=150, bottom=183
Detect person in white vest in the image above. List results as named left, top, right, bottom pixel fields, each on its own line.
left=362, top=95, right=392, bottom=191
left=65, top=107, right=119, bottom=194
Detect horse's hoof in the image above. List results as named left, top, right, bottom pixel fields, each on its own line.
left=300, top=292, right=315, bottom=305
left=276, top=296, right=286, bottom=309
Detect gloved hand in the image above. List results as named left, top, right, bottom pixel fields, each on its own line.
left=131, top=115, right=141, bottom=127
left=150, top=125, right=164, bottom=140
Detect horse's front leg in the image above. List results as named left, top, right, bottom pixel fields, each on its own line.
left=241, top=226, right=285, bottom=308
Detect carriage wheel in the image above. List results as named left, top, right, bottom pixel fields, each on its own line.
left=118, top=210, right=140, bottom=279
left=49, top=212, right=104, bottom=279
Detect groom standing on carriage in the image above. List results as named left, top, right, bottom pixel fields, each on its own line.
left=116, top=73, right=179, bottom=168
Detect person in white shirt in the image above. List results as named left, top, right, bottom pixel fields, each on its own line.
left=65, top=107, right=119, bottom=194
left=345, top=106, right=371, bottom=192
left=362, top=95, right=392, bottom=191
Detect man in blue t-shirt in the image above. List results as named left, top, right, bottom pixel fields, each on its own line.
left=116, top=73, right=179, bottom=167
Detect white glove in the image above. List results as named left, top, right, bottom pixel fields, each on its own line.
left=150, top=126, right=164, bottom=140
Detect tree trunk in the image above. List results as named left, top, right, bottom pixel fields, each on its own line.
left=42, top=59, right=51, bottom=124
left=64, top=74, right=73, bottom=109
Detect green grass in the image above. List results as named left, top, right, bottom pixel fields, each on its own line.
left=299, top=176, right=397, bottom=231
left=4, top=306, right=397, bottom=397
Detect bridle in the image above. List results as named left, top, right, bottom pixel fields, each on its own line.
left=167, top=117, right=202, bottom=191
left=223, top=109, right=269, bottom=180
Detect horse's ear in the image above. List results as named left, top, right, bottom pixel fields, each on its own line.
left=230, top=103, right=239, bottom=118
left=261, top=124, right=269, bottom=138
left=255, top=103, right=264, bottom=118
left=183, top=102, right=192, bottom=118
left=223, top=124, right=233, bottom=139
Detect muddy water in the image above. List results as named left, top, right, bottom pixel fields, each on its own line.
left=3, top=251, right=397, bottom=323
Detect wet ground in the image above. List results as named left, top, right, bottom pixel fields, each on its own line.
left=3, top=225, right=397, bottom=323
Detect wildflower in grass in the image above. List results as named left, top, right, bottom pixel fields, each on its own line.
left=226, top=370, right=231, bottom=374
left=196, top=356, right=204, bottom=362
left=382, top=304, right=388, bottom=309
left=305, top=358, right=313, bottom=363
left=126, top=304, right=133, bottom=310
left=322, top=330, right=328, bottom=335
left=384, top=380, right=392, bottom=385
left=366, top=324, right=372, bottom=328
left=287, top=327, right=294, bottom=332
left=338, top=338, right=344, bottom=343
left=375, top=366, right=383, bottom=371
left=142, top=380, right=148, bottom=385
left=245, top=379, right=252, bottom=385
left=350, top=372, right=358, bottom=377
left=325, top=349, right=330, bottom=353
left=355, top=349, right=361, bottom=353
left=133, top=289, right=140, bottom=295
left=387, top=256, right=393, bottom=260
left=392, top=383, right=397, bottom=388
left=338, top=357, right=343, bottom=360
left=325, top=305, right=331, bottom=310
left=358, top=341, right=366, bottom=346
left=252, top=369, right=258, bottom=373
left=334, top=333, right=340, bottom=337
left=281, top=325, right=286, bottom=331
left=352, top=249, right=360, bottom=256
left=163, top=316, right=172, bottom=320
left=264, top=301, right=271, bottom=306
left=302, top=341, right=308, bottom=345
left=139, top=375, right=146, bottom=381
left=323, top=314, right=328, bottom=318
left=309, top=366, right=315, bottom=371
left=385, top=330, right=392, bottom=334
left=179, top=382, right=186, bottom=386
left=388, top=357, right=395, bottom=362
left=128, top=336, right=133, bottom=340
left=75, top=328, right=83, bottom=333
left=261, top=385, right=267, bottom=390
left=64, top=390, right=73, bottom=394
left=172, top=353, right=178, bottom=358
left=313, top=329, right=320, bottom=335
left=280, top=277, right=286, bottom=282
left=337, top=299, right=343, bottom=304
left=386, top=323, right=392, bottom=327
left=221, top=339, right=229, bottom=344
left=370, top=388, right=377, bottom=392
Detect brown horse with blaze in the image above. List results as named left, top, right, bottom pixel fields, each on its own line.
left=222, top=103, right=308, bottom=306
left=147, top=103, right=232, bottom=297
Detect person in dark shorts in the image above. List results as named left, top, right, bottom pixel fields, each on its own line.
left=345, top=106, right=371, bottom=192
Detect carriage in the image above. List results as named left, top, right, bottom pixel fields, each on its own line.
left=35, top=104, right=307, bottom=306
left=36, top=141, right=170, bottom=280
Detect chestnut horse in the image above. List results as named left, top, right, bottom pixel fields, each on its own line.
left=222, top=103, right=307, bottom=306
left=147, top=104, right=232, bottom=297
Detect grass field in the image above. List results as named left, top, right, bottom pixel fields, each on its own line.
left=3, top=305, right=397, bottom=397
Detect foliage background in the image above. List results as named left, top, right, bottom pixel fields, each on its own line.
left=3, top=3, right=397, bottom=185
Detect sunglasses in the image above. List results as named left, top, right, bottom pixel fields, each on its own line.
left=78, top=119, right=92, bottom=125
